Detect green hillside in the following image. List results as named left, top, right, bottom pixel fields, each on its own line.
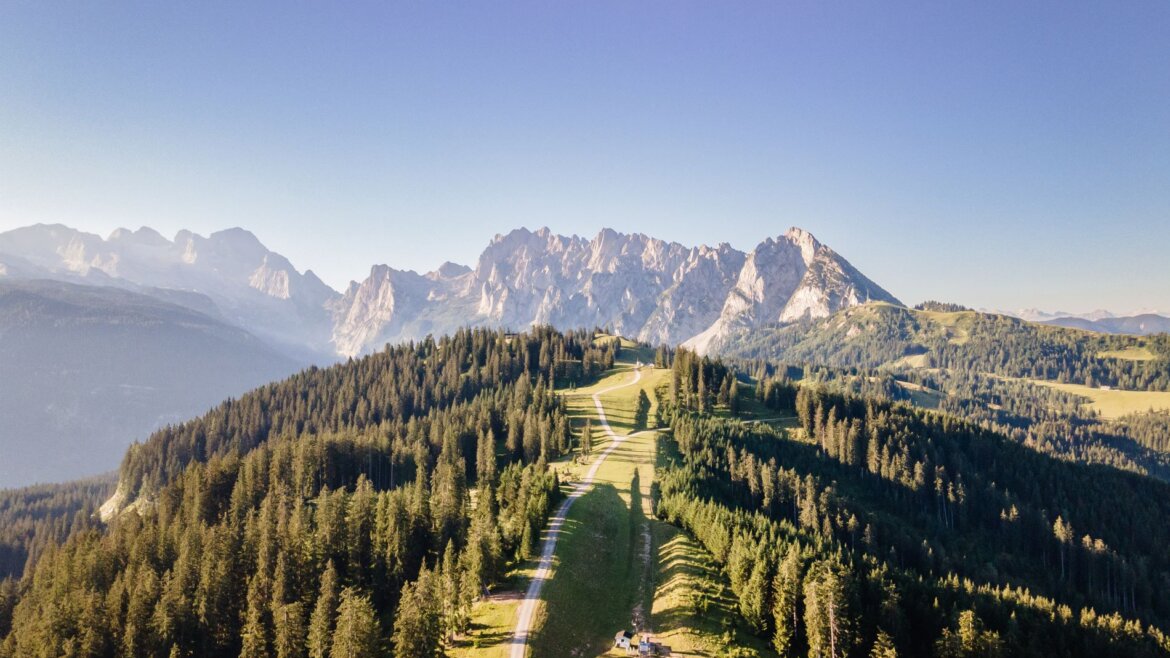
left=723, top=303, right=1170, bottom=391
left=0, top=327, right=608, bottom=657
left=720, top=304, right=1170, bottom=481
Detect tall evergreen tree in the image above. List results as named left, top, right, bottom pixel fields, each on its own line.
left=391, top=569, right=441, bottom=658
left=307, top=561, right=340, bottom=658
left=330, top=588, right=382, bottom=658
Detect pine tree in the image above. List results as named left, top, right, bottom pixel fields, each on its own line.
left=123, top=567, right=161, bottom=658
left=330, top=588, right=382, bottom=658
left=935, top=609, right=1002, bottom=658
left=439, top=542, right=462, bottom=639
left=240, top=574, right=273, bottom=658
left=697, top=367, right=709, bottom=413
left=392, top=569, right=441, bottom=658
left=741, top=550, right=772, bottom=633
left=307, top=561, right=340, bottom=658
left=273, top=601, right=308, bottom=658
left=803, top=558, right=855, bottom=658
left=476, top=429, right=497, bottom=485
left=580, top=419, right=593, bottom=458
left=870, top=629, right=898, bottom=658
left=1054, top=515, right=1074, bottom=581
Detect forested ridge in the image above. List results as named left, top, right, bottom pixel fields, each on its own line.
left=720, top=303, right=1170, bottom=482
left=0, top=327, right=617, bottom=657
left=738, top=363, right=1170, bottom=482
left=655, top=348, right=1170, bottom=657
left=0, top=475, right=114, bottom=580
left=725, top=304, right=1170, bottom=391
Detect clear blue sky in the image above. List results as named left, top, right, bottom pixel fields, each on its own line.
left=1, top=2, right=1167, bottom=313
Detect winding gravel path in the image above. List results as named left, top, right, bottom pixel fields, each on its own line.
left=507, top=366, right=643, bottom=658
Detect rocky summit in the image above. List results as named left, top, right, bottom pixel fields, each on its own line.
left=330, top=226, right=900, bottom=356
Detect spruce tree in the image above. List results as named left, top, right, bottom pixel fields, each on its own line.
left=273, top=601, right=308, bottom=658
left=580, top=419, right=593, bottom=458
left=773, top=545, right=803, bottom=657
left=392, top=569, right=441, bottom=658
left=240, top=574, right=272, bottom=658
left=330, top=588, right=382, bottom=658
left=307, top=561, right=340, bottom=658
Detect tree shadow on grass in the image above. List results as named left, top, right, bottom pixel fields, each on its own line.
left=529, top=483, right=637, bottom=658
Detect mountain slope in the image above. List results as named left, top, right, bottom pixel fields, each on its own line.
left=0, top=279, right=301, bottom=487
left=718, top=302, right=1170, bottom=386
left=0, top=327, right=583, bottom=657
left=657, top=361, right=1170, bottom=657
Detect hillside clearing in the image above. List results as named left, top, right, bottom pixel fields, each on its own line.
left=1099, top=346, right=1157, bottom=361
left=1031, top=380, right=1170, bottom=419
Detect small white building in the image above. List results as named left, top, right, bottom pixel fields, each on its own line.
left=614, top=630, right=635, bottom=652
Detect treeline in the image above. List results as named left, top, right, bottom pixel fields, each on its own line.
left=654, top=380, right=1170, bottom=656
left=0, top=475, right=114, bottom=579
left=913, top=301, right=970, bottom=313
left=0, top=326, right=596, bottom=657
left=1115, top=411, right=1170, bottom=454
left=932, top=317, right=1170, bottom=392
left=657, top=346, right=740, bottom=414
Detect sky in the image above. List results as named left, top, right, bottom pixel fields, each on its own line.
left=1, top=2, right=1167, bottom=313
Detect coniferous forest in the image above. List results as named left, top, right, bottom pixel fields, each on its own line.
left=657, top=348, right=1170, bottom=657
left=0, top=327, right=616, bottom=657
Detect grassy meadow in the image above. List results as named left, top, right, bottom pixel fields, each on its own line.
left=1031, top=379, right=1170, bottom=419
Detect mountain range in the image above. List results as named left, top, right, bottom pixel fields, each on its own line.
left=1000, top=308, right=1170, bottom=334
left=0, top=224, right=900, bottom=360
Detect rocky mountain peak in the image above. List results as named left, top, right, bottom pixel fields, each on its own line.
left=428, top=261, right=472, bottom=281
left=782, top=226, right=821, bottom=264
left=331, top=225, right=900, bottom=357
left=108, top=226, right=169, bottom=247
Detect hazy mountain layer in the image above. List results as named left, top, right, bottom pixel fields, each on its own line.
left=1041, top=314, right=1170, bottom=335
left=0, top=224, right=339, bottom=359
left=0, top=280, right=300, bottom=487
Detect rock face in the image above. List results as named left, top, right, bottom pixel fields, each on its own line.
left=0, top=223, right=900, bottom=359
left=330, top=226, right=901, bottom=356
